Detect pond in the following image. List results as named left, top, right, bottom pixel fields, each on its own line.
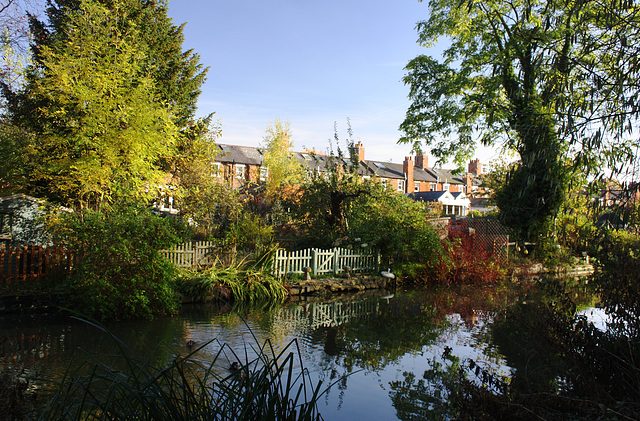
left=1, top=281, right=598, bottom=420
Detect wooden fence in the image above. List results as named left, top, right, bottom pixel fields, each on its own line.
left=0, top=244, right=73, bottom=290
left=160, top=241, right=235, bottom=268
left=273, top=247, right=379, bottom=277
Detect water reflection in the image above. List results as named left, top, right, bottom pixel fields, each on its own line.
left=1, top=284, right=548, bottom=419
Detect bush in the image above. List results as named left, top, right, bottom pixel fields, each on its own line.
left=346, top=184, right=443, bottom=277
left=51, top=204, right=184, bottom=320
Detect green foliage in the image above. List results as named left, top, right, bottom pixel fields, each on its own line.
left=34, top=319, right=329, bottom=420
left=4, top=0, right=178, bottom=210
left=167, top=117, right=232, bottom=236
left=347, top=183, right=442, bottom=276
left=401, top=0, right=640, bottom=240
left=0, top=120, right=33, bottom=194
left=177, top=246, right=285, bottom=303
left=592, top=230, right=640, bottom=339
left=227, top=211, right=274, bottom=253
left=556, top=191, right=598, bottom=254
left=262, top=119, right=304, bottom=200
left=27, top=0, right=207, bottom=128
left=51, top=204, right=183, bottom=320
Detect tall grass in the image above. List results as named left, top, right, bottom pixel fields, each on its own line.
left=176, top=247, right=288, bottom=303
left=32, top=318, right=331, bottom=420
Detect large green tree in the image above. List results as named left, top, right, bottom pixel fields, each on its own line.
left=22, top=0, right=207, bottom=127
left=3, top=0, right=178, bottom=210
left=401, top=0, right=640, bottom=240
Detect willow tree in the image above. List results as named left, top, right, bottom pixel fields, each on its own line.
left=401, top=0, right=640, bottom=240
left=3, top=0, right=178, bottom=210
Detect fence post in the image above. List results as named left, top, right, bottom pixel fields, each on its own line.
left=333, top=247, right=340, bottom=274
left=311, top=249, right=317, bottom=275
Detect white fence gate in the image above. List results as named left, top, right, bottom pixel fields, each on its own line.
left=273, top=247, right=379, bottom=277
left=160, top=241, right=230, bottom=268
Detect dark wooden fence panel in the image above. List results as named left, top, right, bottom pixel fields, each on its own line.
left=0, top=244, right=73, bottom=291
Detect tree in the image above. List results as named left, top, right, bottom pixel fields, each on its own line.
left=261, top=119, right=304, bottom=200
left=19, top=0, right=207, bottom=128
left=0, top=0, right=42, bottom=93
left=293, top=121, right=368, bottom=245
left=400, top=0, right=640, bottom=240
left=4, top=0, right=178, bottom=210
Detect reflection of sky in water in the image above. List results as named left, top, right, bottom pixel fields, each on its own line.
left=579, top=307, right=610, bottom=331
left=178, top=301, right=511, bottom=420
left=2, top=291, right=605, bottom=420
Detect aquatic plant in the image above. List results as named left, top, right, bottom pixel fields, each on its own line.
left=176, top=248, right=287, bottom=302
left=33, top=318, right=330, bottom=420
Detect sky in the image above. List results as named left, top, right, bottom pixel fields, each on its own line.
left=166, top=0, right=500, bottom=168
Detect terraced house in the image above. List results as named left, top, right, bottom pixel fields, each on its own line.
left=210, top=141, right=483, bottom=216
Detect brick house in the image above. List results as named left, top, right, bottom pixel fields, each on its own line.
left=205, top=141, right=483, bottom=216
left=214, top=144, right=267, bottom=188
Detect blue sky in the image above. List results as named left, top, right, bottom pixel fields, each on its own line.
left=166, top=0, right=499, bottom=167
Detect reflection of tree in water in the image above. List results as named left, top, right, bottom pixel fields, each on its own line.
left=386, top=277, right=640, bottom=421
left=0, top=312, right=186, bottom=411
left=382, top=285, right=535, bottom=421
left=301, top=293, right=444, bottom=409
left=309, top=294, right=441, bottom=370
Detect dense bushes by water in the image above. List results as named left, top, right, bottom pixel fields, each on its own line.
left=49, top=204, right=185, bottom=320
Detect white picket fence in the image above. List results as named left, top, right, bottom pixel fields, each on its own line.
left=160, top=241, right=231, bottom=268
left=273, top=247, right=379, bottom=277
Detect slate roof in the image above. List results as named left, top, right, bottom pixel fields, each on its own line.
left=407, top=191, right=451, bottom=202
left=428, top=168, right=465, bottom=185
left=216, top=144, right=265, bottom=165
left=470, top=197, right=495, bottom=212
left=361, top=160, right=405, bottom=180
left=413, top=166, right=438, bottom=182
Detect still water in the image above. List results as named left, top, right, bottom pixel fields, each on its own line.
left=0, top=283, right=594, bottom=419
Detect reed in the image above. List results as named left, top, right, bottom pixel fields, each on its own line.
left=176, top=249, right=288, bottom=303
left=33, top=318, right=330, bottom=420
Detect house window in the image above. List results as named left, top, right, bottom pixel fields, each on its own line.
left=211, top=162, right=222, bottom=178
left=397, top=180, right=405, bottom=192
left=362, top=175, right=371, bottom=181
left=430, top=183, right=436, bottom=191
left=414, top=182, right=420, bottom=192
left=260, top=166, right=269, bottom=181
left=443, top=183, right=450, bottom=191
left=380, top=179, right=388, bottom=188
left=235, top=164, right=246, bottom=180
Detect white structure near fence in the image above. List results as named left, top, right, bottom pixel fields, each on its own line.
left=273, top=247, right=379, bottom=277
left=160, top=241, right=229, bottom=268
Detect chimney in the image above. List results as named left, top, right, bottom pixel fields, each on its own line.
left=354, top=141, right=365, bottom=162
left=468, top=158, right=482, bottom=176
left=415, top=152, right=428, bottom=169
left=403, top=156, right=414, bottom=194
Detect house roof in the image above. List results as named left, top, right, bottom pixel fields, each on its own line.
left=216, top=144, right=265, bottom=165
left=428, top=168, right=465, bottom=185
left=470, top=197, right=495, bottom=211
left=407, top=191, right=452, bottom=202
left=361, top=160, right=405, bottom=180
left=413, top=166, right=438, bottom=182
